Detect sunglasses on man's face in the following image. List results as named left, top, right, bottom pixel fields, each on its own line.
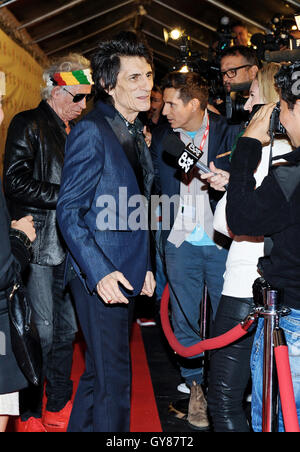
left=63, top=87, right=92, bottom=103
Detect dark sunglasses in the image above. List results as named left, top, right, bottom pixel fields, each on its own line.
left=63, top=87, right=92, bottom=103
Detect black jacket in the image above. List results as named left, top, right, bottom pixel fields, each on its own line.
left=226, top=137, right=300, bottom=310
left=0, top=182, right=31, bottom=294
left=3, top=101, right=67, bottom=266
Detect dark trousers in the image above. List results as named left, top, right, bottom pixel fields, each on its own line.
left=207, top=295, right=256, bottom=432
left=68, top=276, right=134, bottom=432
left=20, top=262, right=77, bottom=420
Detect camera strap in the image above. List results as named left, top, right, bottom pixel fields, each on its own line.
left=264, top=139, right=275, bottom=257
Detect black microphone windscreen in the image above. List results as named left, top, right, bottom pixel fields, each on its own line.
left=162, top=133, right=185, bottom=157
left=265, top=49, right=300, bottom=63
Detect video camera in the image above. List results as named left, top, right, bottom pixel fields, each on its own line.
left=251, top=14, right=299, bottom=61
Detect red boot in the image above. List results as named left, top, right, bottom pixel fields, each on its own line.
left=15, top=416, right=47, bottom=432
left=43, top=401, right=72, bottom=431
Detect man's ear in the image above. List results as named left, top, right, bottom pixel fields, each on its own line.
left=294, top=98, right=300, bottom=113
left=51, top=86, right=62, bottom=99
left=249, top=65, right=259, bottom=81
left=190, top=98, right=200, bottom=113
left=100, top=78, right=114, bottom=97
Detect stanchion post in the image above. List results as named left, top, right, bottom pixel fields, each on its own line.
left=261, top=287, right=280, bottom=433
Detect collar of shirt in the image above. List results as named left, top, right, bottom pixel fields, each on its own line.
left=116, top=110, right=144, bottom=138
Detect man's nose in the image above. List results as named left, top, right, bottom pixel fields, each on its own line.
left=162, top=104, right=168, bottom=116
left=78, top=97, right=87, bottom=109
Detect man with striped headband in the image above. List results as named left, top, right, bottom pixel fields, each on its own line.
left=3, top=54, right=92, bottom=432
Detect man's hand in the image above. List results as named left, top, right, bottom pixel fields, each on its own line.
left=243, top=103, right=276, bottom=145
left=97, top=271, right=134, bottom=305
left=140, top=271, right=156, bottom=297
left=200, top=162, right=229, bottom=192
left=11, top=215, right=36, bottom=242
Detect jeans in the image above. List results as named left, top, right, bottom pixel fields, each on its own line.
left=164, top=241, right=227, bottom=385
left=251, top=309, right=300, bottom=432
left=207, top=296, right=256, bottom=432
left=20, top=262, right=77, bottom=419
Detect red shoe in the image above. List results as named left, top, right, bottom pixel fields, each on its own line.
left=43, top=401, right=72, bottom=430
left=15, top=416, right=47, bottom=432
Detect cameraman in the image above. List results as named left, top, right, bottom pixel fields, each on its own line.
left=231, top=21, right=251, bottom=47
left=226, top=62, right=300, bottom=431
left=217, top=46, right=259, bottom=122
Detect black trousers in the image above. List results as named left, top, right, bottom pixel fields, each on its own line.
left=207, top=295, right=256, bottom=432
left=68, top=276, right=135, bottom=432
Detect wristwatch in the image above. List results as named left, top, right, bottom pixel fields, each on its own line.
left=9, top=228, right=32, bottom=252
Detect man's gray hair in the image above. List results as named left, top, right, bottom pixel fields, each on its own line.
left=41, top=53, right=91, bottom=100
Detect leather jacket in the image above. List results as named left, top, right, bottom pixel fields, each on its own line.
left=3, top=100, right=67, bottom=266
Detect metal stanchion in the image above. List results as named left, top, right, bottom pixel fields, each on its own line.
left=253, top=278, right=291, bottom=433
left=260, top=286, right=280, bottom=433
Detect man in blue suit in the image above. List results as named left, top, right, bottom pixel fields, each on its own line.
left=56, top=33, right=156, bottom=432
left=151, top=71, right=241, bottom=430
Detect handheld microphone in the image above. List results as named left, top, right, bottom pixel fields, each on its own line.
left=162, top=132, right=211, bottom=174
left=162, top=132, right=229, bottom=190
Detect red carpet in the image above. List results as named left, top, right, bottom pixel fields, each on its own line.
left=10, top=322, right=162, bottom=432
left=130, top=322, right=162, bottom=432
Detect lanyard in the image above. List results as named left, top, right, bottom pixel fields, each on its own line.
left=198, top=115, right=210, bottom=152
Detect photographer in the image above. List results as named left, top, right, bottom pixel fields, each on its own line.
left=220, top=46, right=259, bottom=93
left=203, top=62, right=293, bottom=432
left=231, top=21, right=251, bottom=47
left=226, top=62, right=300, bottom=431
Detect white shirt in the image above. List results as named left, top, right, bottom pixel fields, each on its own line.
left=213, top=138, right=292, bottom=298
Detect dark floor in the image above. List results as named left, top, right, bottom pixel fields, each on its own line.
left=140, top=321, right=208, bottom=433
left=140, top=319, right=252, bottom=433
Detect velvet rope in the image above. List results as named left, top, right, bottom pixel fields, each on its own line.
left=274, top=345, right=300, bottom=432
left=160, top=284, right=255, bottom=358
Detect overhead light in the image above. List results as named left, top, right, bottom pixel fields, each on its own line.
left=179, top=65, right=191, bottom=73
left=163, top=27, right=185, bottom=43
left=170, top=28, right=184, bottom=40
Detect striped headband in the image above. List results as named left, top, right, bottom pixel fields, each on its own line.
left=51, top=69, right=93, bottom=86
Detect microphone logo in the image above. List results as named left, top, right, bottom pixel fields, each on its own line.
left=177, top=143, right=203, bottom=173
left=178, top=151, right=195, bottom=173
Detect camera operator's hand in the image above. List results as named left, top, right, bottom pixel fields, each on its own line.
left=243, top=103, right=276, bottom=146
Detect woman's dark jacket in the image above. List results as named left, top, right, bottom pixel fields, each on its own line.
left=0, top=180, right=31, bottom=393
left=0, top=185, right=31, bottom=292
left=3, top=100, right=67, bottom=266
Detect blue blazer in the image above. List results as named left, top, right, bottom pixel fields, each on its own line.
left=56, top=101, right=150, bottom=297
left=151, top=111, right=242, bottom=241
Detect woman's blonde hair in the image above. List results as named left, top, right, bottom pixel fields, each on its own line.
left=257, top=62, right=281, bottom=103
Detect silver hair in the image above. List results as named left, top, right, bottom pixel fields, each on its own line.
left=41, top=53, right=91, bottom=100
